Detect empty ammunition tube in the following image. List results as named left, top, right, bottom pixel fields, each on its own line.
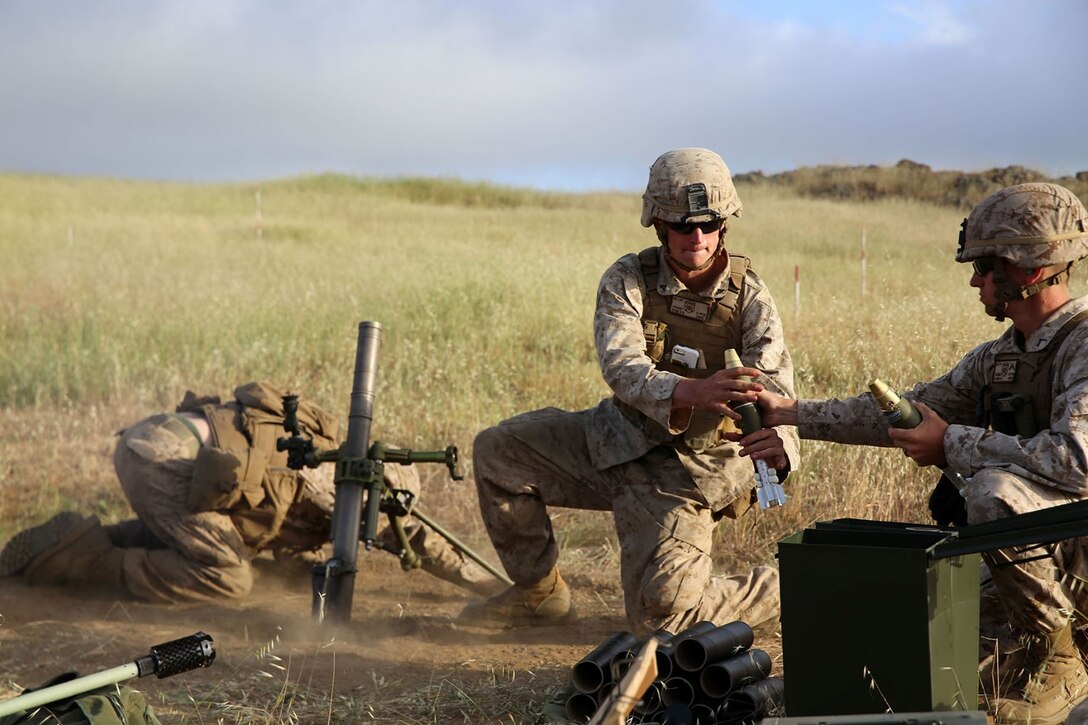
left=691, top=702, right=720, bottom=724
left=610, top=629, right=669, bottom=681
left=699, top=649, right=772, bottom=699
left=661, top=675, right=697, bottom=706
left=564, top=691, right=599, bottom=723
left=720, top=676, right=784, bottom=723
left=571, top=630, right=638, bottom=693
left=631, top=681, right=664, bottom=716
left=675, top=621, right=755, bottom=672
left=658, top=622, right=715, bottom=680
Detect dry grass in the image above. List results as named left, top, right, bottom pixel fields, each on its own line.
left=2, top=172, right=1082, bottom=722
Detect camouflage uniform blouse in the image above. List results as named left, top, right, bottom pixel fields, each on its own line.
left=586, top=246, right=800, bottom=506
left=798, top=295, right=1088, bottom=495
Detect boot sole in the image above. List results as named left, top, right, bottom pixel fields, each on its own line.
left=0, top=512, right=95, bottom=577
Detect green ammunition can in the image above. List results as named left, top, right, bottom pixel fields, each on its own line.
left=778, top=519, right=980, bottom=716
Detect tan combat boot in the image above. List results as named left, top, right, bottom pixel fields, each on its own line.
left=1, top=512, right=125, bottom=590
left=459, top=567, right=572, bottom=626
left=994, top=623, right=1088, bottom=725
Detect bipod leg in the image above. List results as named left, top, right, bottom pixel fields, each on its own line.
left=409, top=507, right=513, bottom=587
left=389, top=512, right=422, bottom=571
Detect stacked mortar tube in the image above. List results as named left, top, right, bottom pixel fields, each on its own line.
left=565, top=621, right=784, bottom=725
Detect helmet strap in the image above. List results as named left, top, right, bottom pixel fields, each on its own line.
left=988, top=262, right=1074, bottom=321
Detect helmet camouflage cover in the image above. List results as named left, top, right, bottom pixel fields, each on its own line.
left=641, top=148, right=742, bottom=227
left=957, top=182, right=1088, bottom=269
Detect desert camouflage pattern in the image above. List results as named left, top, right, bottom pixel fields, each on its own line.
left=641, top=147, right=743, bottom=227
left=590, top=246, right=800, bottom=510
left=957, top=182, right=1088, bottom=268
left=797, top=295, right=1088, bottom=632
left=111, top=412, right=490, bottom=602
left=472, top=247, right=795, bottom=632
left=473, top=407, right=780, bottom=635
left=115, top=415, right=264, bottom=601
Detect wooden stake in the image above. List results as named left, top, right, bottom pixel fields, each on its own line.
left=589, top=637, right=659, bottom=725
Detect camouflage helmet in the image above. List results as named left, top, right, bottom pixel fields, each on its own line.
left=641, top=148, right=742, bottom=227
left=956, top=182, right=1088, bottom=269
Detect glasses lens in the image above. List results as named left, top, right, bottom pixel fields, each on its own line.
left=667, top=220, right=721, bottom=235
left=972, top=258, right=997, bottom=276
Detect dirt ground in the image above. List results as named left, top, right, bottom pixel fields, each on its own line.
left=1, top=541, right=788, bottom=724
left=0, top=547, right=785, bottom=724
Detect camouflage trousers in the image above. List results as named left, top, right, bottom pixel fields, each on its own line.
left=472, top=407, right=780, bottom=635
left=114, top=416, right=260, bottom=602
left=966, top=468, right=1088, bottom=634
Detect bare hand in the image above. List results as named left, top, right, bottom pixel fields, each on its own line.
left=673, top=366, right=764, bottom=421
left=736, top=427, right=789, bottom=471
left=755, top=389, right=798, bottom=427
left=887, top=401, right=949, bottom=467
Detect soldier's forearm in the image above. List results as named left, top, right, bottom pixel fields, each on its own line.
left=758, top=392, right=798, bottom=427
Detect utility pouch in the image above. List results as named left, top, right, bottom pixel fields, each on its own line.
left=991, top=393, right=1037, bottom=438
left=685, top=411, right=725, bottom=452
left=643, top=320, right=669, bottom=363
left=230, top=467, right=302, bottom=549
left=684, top=412, right=742, bottom=453
left=714, top=488, right=758, bottom=521
left=188, top=445, right=269, bottom=512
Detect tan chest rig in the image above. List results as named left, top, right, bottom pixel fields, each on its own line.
left=616, top=246, right=750, bottom=451
left=983, top=311, right=1088, bottom=437
left=180, top=382, right=340, bottom=550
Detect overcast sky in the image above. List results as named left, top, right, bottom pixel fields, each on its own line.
left=1, top=0, right=1085, bottom=191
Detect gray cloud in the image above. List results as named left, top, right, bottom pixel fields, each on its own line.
left=0, top=0, right=1084, bottom=189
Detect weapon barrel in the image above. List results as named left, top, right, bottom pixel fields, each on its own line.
left=324, top=321, right=382, bottom=623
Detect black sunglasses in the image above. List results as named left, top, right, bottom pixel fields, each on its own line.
left=666, top=219, right=723, bottom=235
left=972, top=257, right=1001, bottom=276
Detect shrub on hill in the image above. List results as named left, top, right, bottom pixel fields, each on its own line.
left=735, top=160, right=1088, bottom=210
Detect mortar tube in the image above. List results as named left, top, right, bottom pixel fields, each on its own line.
left=675, top=621, right=755, bottom=672
left=570, top=630, right=638, bottom=694
left=699, top=649, right=772, bottom=699
left=322, top=320, right=381, bottom=624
